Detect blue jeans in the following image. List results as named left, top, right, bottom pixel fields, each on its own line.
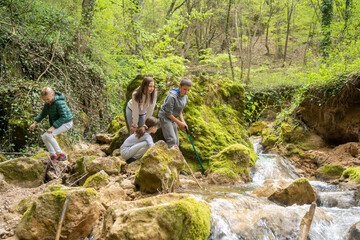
left=126, top=106, right=145, bottom=128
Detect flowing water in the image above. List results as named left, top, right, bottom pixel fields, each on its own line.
left=185, top=138, right=360, bottom=240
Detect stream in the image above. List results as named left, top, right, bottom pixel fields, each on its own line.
left=185, top=138, right=360, bottom=240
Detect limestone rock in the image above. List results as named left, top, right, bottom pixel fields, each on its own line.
left=16, top=185, right=101, bottom=240
left=103, top=193, right=211, bottom=240
left=68, top=146, right=106, bottom=163
left=98, top=182, right=126, bottom=208
left=0, top=157, right=46, bottom=188
left=134, top=141, right=185, bottom=193
left=120, top=179, right=135, bottom=190
left=83, top=170, right=110, bottom=189
left=86, top=156, right=122, bottom=175
left=96, top=133, right=114, bottom=144
left=100, top=144, right=112, bottom=155
left=346, top=221, right=360, bottom=240
left=252, top=178, right=317, bottom=206
left=208, top=144, right=257, bottom=183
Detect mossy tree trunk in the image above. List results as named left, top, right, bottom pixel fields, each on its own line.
left=77, top=0, right=96, bottom=54
left=320, top=0, right=333, bottom=58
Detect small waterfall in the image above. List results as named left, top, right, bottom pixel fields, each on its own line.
left=202, top=137, right=360, bottom=240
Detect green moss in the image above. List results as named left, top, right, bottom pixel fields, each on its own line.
left=321, top=165, right=344, bottom=177
left=295, top=178, right=309, bottom=184
left=31, top=148, right=48, bottom=159
left=107, top=115, right=126, bottom=134
left=21, top=202, right=36, bottom=222
left=83, top=171, right=109, bottom=188
left=262, top=134, right=278, bottom=147
left=76, top=157, right=86, bottom=175
left=88, top=156, right=100, bottom=163
left=209, top=144, right=257, bottom=181
left=0, top=154, right=6, bottom=162
left=342, top=167, right=360, bottom=184
left=0, top=157, right=44, bottom=183
left=249, top=121, right=267, bottom=135
left=158, top=198, right=211, bottom=240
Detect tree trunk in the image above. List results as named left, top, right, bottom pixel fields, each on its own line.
left=235, top=2, right=243, bottom=79
left=77, top=0, right=96, bottom=54
left=320, top=0, right=333, bottom=58
left=283, top=0, right=295, bottom=64
left=225, top=0, right=235, bottom=81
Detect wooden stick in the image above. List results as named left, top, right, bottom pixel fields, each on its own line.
left=55, top=195, right=71, bottom=240
left=183, top=158, right=202, bottom=189
left=298, top=202, right=316, bottom=240
left=0, top=152, right=33, bottom=156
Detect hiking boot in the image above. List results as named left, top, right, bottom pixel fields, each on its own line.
left=56, top=153, right=67, bottom=161
left=50, top=154, right=58, bottom=162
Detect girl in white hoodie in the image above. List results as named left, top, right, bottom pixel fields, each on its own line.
left=126, top=77, right=158, bottom=134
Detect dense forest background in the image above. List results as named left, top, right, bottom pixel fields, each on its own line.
left=0, top=0, right=359, bottom=153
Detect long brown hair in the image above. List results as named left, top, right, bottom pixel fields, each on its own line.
left=133, top=77, right=156, bottom=104
left=136, top=117, right=160, bottom=139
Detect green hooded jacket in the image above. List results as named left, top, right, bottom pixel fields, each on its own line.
left=35, top=91, right=73, bottom=128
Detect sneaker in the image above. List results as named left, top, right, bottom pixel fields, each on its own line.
left=56, top=153, right=67, bottom=161
left=50, top=154, right=58, bottom=162
left=126, top=157, right=137, bottom=164
left=180, top=170, right=188, bottom=176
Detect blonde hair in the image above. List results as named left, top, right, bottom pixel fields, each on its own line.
left=41, top=87, right=54, bottom=97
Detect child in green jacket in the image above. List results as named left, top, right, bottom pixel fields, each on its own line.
left=29, top=87, right=73, bottom=161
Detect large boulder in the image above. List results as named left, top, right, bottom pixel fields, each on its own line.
left=68, top=145, right=106, bottom=163
left=0, top=157, right=46, bottom=187
left=103, top=193, right=211, bottom=240
left=346, top=221, right=360, bottom=240
left=86, top=156, right=123, bottom=175
left=16, top=185, right=102, bottom=240
left=208, top=144, right=257, bottom=183
left=252, top=178, right=317, bottom=206
left=135, top=141, right=185, bottom=193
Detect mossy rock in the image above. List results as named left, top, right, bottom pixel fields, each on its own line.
left=31, top=148, right=49, bottom=160
left=135, top=141, right=185, bottom=193
left=83, top=170, right=109, bottom=189
left=178, top=76, right=251, bottom=171
left=343, top=167, right=360, bottom=184
left=104, top=195, right=211, bottom=240
left=209, top=144, right=257, bottom=183
left=107, top=115, right=127, bottom=134
left=0, top=157, right=46, bottom=187
left=262, top=134, right=278, bottom=148
left=249, top=121, right=267, bottom=136
left=316, top=164, right=344, bottom=180
left=278, top=122, right=305, bottom=143
left=16, top=185, right=100, bottom=240
left=109, top=126, right=128, bottom=155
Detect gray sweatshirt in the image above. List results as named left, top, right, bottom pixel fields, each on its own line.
left=121, top=133, right=154, bottom=148
left=158, top=89, right=188, bottom=119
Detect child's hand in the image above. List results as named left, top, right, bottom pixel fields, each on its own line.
left=130, top=126, right=137, bottom=134
left=29, top=122, right=37, bottom=131
left=171, top=145, right=179, bottom=150
left=47, top=126, right=55, bottom=133
left=179, top=122, right=188, bottom=131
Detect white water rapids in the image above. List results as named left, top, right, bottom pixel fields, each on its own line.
left=185, top=138, right=360, bottom=240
